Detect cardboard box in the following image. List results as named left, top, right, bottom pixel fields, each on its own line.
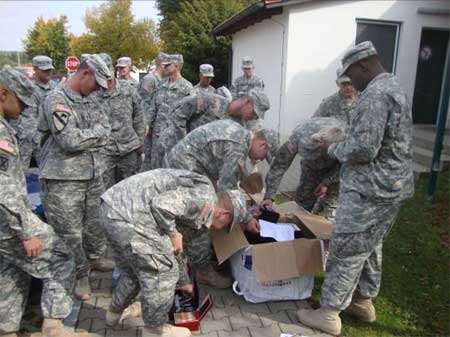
left=173, top=294, right=213, bottom=331
left=211, top=201, right=333, bottom=283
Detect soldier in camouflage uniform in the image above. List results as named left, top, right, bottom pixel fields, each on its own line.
left=116, top=57, right=139, bottom=88
left=297, top=42, right=414, bottom=336
left=228, top=88, right=270, bottom=131
left=10, top=56, right=57, bottom=169
left=262, top=117, right=347, bottom=220
left=191, top=64, right=215, bottom=95
left=143, top=54, right=193, bottom=170
left=100, top=169, right=248, bottom=337
left=313, top=68, right=358, bottom=125
left=97, top=53, right=145, bottom=190
left=164, top=120, right=275, bottom=287
left=230, top=56, right=264, bottom=99
left=39, top=55, right=113, bottom=302
left=139, top=52, right=170, bottom=172
left=0, top=66, right=89, bottom=337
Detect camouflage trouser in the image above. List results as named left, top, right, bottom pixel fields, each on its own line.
left=100, top=204, right=179, bottom=327
left=0, top=228, right=75, bottom=333
left=102, top=151, right=141, bottom=190
left=17, top=138, right=33, bottom=170
left=320, top=194, right=401, bottom=311
left=141, top=136, right=152, bottom=172
left=40, top=176, right=106, bottom=279
left=150, top=132, right=166, bottom=169
left=296, top=162, right=338, bottom=220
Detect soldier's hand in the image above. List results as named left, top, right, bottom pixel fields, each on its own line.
left=177, top=283, right=194, bottom=296
left=314, top=183, right=328, bottom=197
left=260, top=199, right=273, bottom=208
left=243, top=218, right=260, bottom=233
left=318, top=138, right=330, bottom=150
left=135, top=145, right=144, bottom=155
left=22, top=236, right=43, bottom=257
left=170, top=232, right=183, bottom=255
left=145, top=130, right=152, bottom=139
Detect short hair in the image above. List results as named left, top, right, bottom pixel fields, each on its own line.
left=217, top=192, right=234, bottom=214
left=76, top=61, right=91, bottom=73
left=253, top=129, right=267, bottom=141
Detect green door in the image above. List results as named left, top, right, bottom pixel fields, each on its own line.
left=412, top=29, right=449, bottom=124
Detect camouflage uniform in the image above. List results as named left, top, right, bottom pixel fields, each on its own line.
left=313, top=91, right=357, bottom=125
left=320, top=72, right=414, bottom=311
left=100, top=169, right=218, bottom=327
left=164, top=120, right=253, bottom=269
left=97, top=79, right=145, bottom=190
left=157, top=93, right=230, bottom=155
left=138, top=71, right=163, bottom=171
left=38, top=80, right=111, bottom=279
left=265, top=117, right=346, bottom=219
left=0, top=67, right=75, bottom=334
left=230, top=74, right=264, bottom=99
left=144, top=76, right=193, bottom=170
left=191, top=83, right=215, bottom=95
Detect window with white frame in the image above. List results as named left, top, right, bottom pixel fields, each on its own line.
left=355, top=19, right=401, bottom=73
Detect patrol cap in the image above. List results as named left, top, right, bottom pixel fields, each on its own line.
left=339, top=41, right=378, bottom=77
left=259, top=128, right=279, bottom=162
left=248, top=88, right=270, bottom=119
left=116, top=56, right=132, bottom=68
left=170, top=54, right=184, bottom=65
left=226, top=190, right=249, bottom=232
left=336, top=67, right=351, bottom=84
left=32, top=55, right=54, bottom=71
left=0, top=65, right=36, bottom=107
left=199, top=64, right=214, bottom=77
left=80, top=54, right=91, bottom=63
left=241, top=56, right=254, bottom=69
left=85, top=54, right=112, bottom=89
left=157, top=52, right=171, bottom=65
left=204, top=93, right=230, bottom=118
left=99, top=53, right=113, bottom=70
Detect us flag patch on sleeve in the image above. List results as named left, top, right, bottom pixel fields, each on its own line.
left=0, top=139, right=15, bottom=155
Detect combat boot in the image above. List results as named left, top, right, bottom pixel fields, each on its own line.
left=42, top=319, right=90, bottom=337
left=196, top=265, right=232, bottom=289
left=105, top=308, right=122, bottom=327
left=90, top=258, right=115, bottom=272
left=142, top=324, right=191, bottom=337
left=297, top=307, right=341, bottom=336
left=74, top=277, right=91, bottom=301
left=345, top=291, right=376, bottom=322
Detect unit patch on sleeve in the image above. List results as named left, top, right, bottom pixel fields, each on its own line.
left=53, top=104, right=72, bottom=132
left=0, top=154, right=9, bottom=171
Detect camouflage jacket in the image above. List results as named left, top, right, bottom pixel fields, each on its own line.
left=313, top=91, right=357, bottom=125
left=138, top=71, right=162, bottom=101
left=167, top=119, right=251, bottom=191
left=38, top=82, right=111, bottom=180
left=191, top=83, right=215, bottom=95
left=101, top=169, right=217, bottom=256
left=329, top=73, right=414, bottom=201
left=146, top=76, right=193, bottom=132
left=96, top=79, right=145, bottom=155
left=230, top=74, right=264, bottom=99
left=265, top=117, right=346, bottom=200
left=0, top=116, right=46, bottom=240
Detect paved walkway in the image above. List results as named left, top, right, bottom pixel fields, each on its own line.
left=74, top=270, right=333, bottom=337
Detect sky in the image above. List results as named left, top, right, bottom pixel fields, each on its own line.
left=0, top=0, right=160, bottom=51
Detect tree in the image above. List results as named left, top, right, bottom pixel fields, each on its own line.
left=158, top=0, right=255, bottom=86
left=23, top=16, right=71, bottom=73
left=70, top=0, right=158, bottom=69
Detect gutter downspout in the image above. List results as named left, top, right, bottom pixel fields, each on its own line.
left=270, top=17, right=287, bottom=138
left=426, top=42, right=449, bottom=201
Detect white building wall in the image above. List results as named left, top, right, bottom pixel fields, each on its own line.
left=231, top=12, right=288, bottom=134
left=284, top=0, right=450, bottom=136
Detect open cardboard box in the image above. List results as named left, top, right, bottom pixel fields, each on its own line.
left=173, top=294, right=213, bottom=331
left=211, top=201, right=333, bottom=283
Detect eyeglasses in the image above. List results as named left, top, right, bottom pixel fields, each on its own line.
left=164, top=63, right=172, bottom=68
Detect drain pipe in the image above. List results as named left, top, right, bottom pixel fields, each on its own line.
left=426, top=43, right=449, bottom=201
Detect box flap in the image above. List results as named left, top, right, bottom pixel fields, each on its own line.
left=293, top=239, right=324, bottom=274
left=252, top=241, right=300, bottom=282
left=293, top=209, right=333, bottom=240
left=275, top=201, right=303, bottom=214
left=210, top=225, right=249, bottom=265
left=198, top=294, right=213, bottom=321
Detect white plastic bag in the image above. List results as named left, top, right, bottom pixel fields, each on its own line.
left=230, top=247, right=314, bottom=303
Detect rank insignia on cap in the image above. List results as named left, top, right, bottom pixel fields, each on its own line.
left=0, top=139, right=15, bottom=155
left=0, top=154, right=9, bottom=171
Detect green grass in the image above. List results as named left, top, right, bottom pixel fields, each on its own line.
left=312, top=171, right=450, bottom=337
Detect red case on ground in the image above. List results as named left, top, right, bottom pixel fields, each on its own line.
left=173, top=294, right=213, bottom=331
